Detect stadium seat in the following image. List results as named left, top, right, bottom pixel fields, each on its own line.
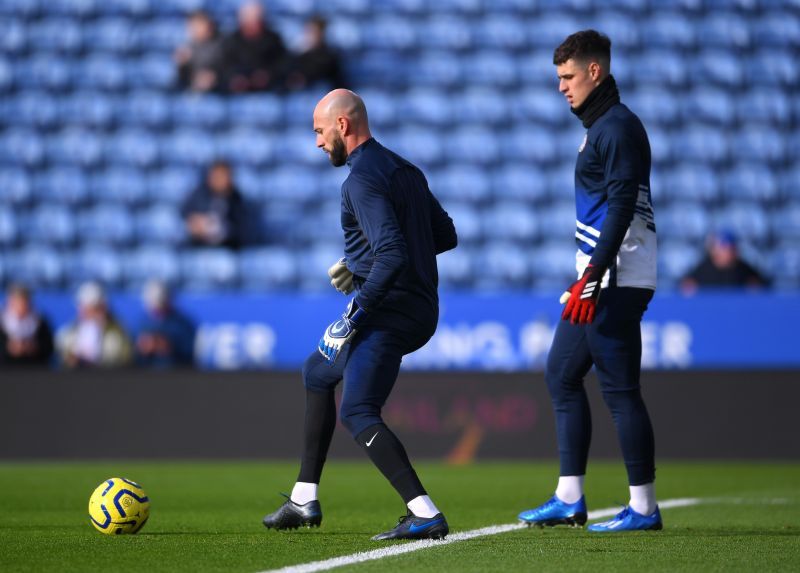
left=641, top=12, right=695, bottom=49
left=118, top=91, right=170, bottom=128
left=5, top=245, right=65, bottom=288
left=779, top=166, right=800, bottom=201
left=771, top=241, right=800, bottom=288
left=401, top=89, right=452, bottom=126
left=67, top=245, right=126, bottom=287
left=363, top=15, right=416, bottom=51
left=538, top=201, right=576, bottom=239
left=59, top=91, right=116, bottom=127
left=34, top=167, right=90, bottom=205
left=171, top=94, right=227, bottom=127
left=515, top=50, right=559, bottom=88
left=593, top=12, right=639, bottom=50
left=135, top=54, right=176, bottom=90
left=753, top=12, right=800, bottom=47
left=473, top=15, right=529, bottom=50
left=436, top=246, right=475, bottom=289
left=672, top=126, right=728, bottom=164
left=228, top=94, right=283, bottom=126
left=389, top=126, right=445, bottom=167
left=126, top=244, right=181, bottom=286
left=133, top=18, right=185, bottom=51
left=0, top=168, right=32, bottom=205
left=25, top=205, right=77, bottom=245
left=545, top=163, right=578, bottom=201
left=15, top=56, right=73, bottom=91
left=105, top=129, right=160, bottom=168
left=299, top=201, right=342, bottom=243
left=533, top=240, right=579, bottom=287
left=46, top=128, right=103, bottom=168
left=0, top=206, right=18, bottom=245
left=136, top=204, right=185, bottom=245
left=419, top=16, right=472, bottom=51
left=461, top=88, right=509, bottom=125
left=474, top=242, right=532, bottom=289
left=714, top=203, right=771, bottom=244
left=89, top=17, right=138, bottom=53
left=664, top=163, right=720, bottom=203
left=468, top=51, right=518, bottom=87
left=483, top=201, right=540, bottom=242
left=0, top=17, right=27, bottom=54
left=731, top=127, right=786, bottom=166
left=181, top=249, right=239, bottom=290
left=283, top=129, right=328, bottom=165
left=736, top=87, right=792, bottom=125
left=722, top=163, right=780, bottom=203
left=348, top=51, right=409, bottom=87
left=696, top=50, right=745, bottom=87
left=239, top=247, right=298, bottom=290
left=48, top=0, right=100, bottom=17
left=78, top=204, right=136, bottom=245
left=746, top=50, right=796, bottom=87
left=82, top=55, right=128, bottom=91
left=91, top=167, right=147, bottom=204
left=492, top=164, right=547, bottom=202
left=512, top=88, right=568, bottom=125
left=160, top=128, right=217, bottom=166
left=770, top=202, right=800, bottom=240
left=658, top=241, right=700, bottom=286
left=4, top=91, right=59, bottom=129
left=527, top=15, right=582, bottom=49
left=626, top=88, right=681, bottom=126
left=680, top=88, right=735, bottom=125
left=216, top=128, right=275, bottom=168
left=326, top=17, right=363, bottom=51
left=697, top=12, right=750, bottom=49
left=636, top=50, right=686, bottom=86
left=444, top=127, right=501, bottom=166
left=262, top=166, right=319, bottom=202
left=297, top=243, right=346, bottom=291
left=147, top=166, right=199, bottom=204
left=441, top=203, right=482, bottom=244
left=348, top=89, right=396, bottom=129
left=259, top=200, right=308, bottom=246
left=646, top=127, right=672, bottom=166
left=657, top=202, right=709, bottom=242
left=429, top=165, right=492, bottom=203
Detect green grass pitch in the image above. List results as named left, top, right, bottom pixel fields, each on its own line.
left=1, top=461, right=798, bottom=572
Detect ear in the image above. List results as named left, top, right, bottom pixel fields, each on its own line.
left=588, top=62, right=602, bottom=83
left=336, top=115, right=350, bottom=136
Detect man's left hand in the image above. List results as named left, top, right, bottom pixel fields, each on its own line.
left=318, top=299, right=366, bottom=365
left=560, top=264, right=605, bottom=325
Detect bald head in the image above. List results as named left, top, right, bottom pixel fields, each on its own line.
left=313, top=89, right=372, bottom=167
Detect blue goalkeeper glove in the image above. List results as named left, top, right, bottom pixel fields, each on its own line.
left=318, top=299, right=366, bottom=366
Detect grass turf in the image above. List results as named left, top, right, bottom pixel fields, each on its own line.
left=0, top=461, right=798, bottom=572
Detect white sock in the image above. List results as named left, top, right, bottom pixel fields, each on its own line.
left=290, top=482, right=318, bottom=505
left=629, top=482, right=657, bottom=515
left=407, top=495, right=440, bottom=518
left=555, top=475, right=585, bottom=504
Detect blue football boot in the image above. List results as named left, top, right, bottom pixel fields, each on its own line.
left=518, top=495, right=588, bottom=527
left=588, top=505, right=662, bottom=532
left=371, top=511, right=449, bottom=541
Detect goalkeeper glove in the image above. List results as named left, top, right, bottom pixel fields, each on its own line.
left=327, top=257, right=354, bottom=295
left=318, top=299, right=366, bottom=366
left=560, top=264, right=604, bottom=325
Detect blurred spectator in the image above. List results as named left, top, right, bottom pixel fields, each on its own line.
left=181, top=160, right=247, bottom=249
left=135, top=280, right=196, bottom=368
left=681, top=230, right=770, bottom=293
left=0, top=285, right=54, bottom=367
left=283, top=16, right=344, bottom=91
left=175, top=10, right=225, bottom=93
left=57, top=282, right=133, bottom=368
left=223, top=1, right=287, bottom=93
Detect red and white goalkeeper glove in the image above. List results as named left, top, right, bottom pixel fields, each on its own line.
left=560, top=264, right=604, bottom=325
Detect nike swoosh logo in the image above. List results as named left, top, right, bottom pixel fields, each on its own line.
left=409, top=518, right=444, bottom=533
left=365, top=432, right=379, bottom=447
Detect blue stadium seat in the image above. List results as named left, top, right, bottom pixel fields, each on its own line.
left=500, top=123, right=560, bottom=163
left=362, top=15, right=416, bottom=51
left=664, top=163, right=720, bottom=203
left=736, top=88, right=792, bottom=124
left=731, top=127, right=786, bottom=165
left=770, top=202, right=800, bottom=241
left=747, top=50, right=796, bottom=87
left=0, top=168, right=32, bottom=205
left=697, top=12, right=750, bottom=49
left=441, top=203, right=482, bottom=244
left=230, top=166, right=264, bottom=200
left=0, top=129, right=43, bottom=167
left=646, top=127, right=672, bottom=166
left=261, top=167, right=319, bottom=202
left=722, top=164, right=780, bottom=203
left=171, top=94, right=227, bottom=127
left=59, top=91, right=116, bottom=127
left=680, top=88, right=734, bottom=125
left=34, top=167, right=89, bottom=205
left=527, top=15, right=582, bottom=49
left=390, top=126, right=445, bottom=167
left=658, top=241, right=700, bottom=285
left=283, top=129, right=327, bottom=165
left=135, top=54, right=175, bottom=90
left=134, top=18, right=185, bottom=51
left=414, top=51, right=463, bottom=88
left=534, top=240, right=578, bottom=286
left=657, top=202, right=709, bottom=242
left=515, top=50, right=559, bottom=87
left=512, top=88, right=567, bottom=125
left=436, top=246, right=475, bottom=290
left=348, top=89, right=396, bottom=129
left=593, top=12, right=639, bottom=50
left=46, top=128, right=103, bottom=167
left=0, top=206, right=18, bottom=245
left=126, top=245, right=181, bottom=287
left=91, top=167, right=147, bottom=204
left=636, top=50, right=686, bottom=86
left=229, top=94, right=283, bottom=125
left=147, top=166, right=199, bottom=204
left=556, top=125, right=591, bottom=160
left=326, top=17, right=363, bottom=51
left=82, top=55, right=128, bottom=91
left=136, top=204, right=185, bottom=244
left=298, top=201, right=342, bottom=243
left=26, top=205, right=77, bottom=244
left=545, top=163, right=577, bottom=201
left=0, top=18, right=27, bottom=54
left=349, top=51, right=409, bottom=87
left=429, top=165, right=492, bottom=203
left=105, top=129, right=159, bottom=167
left=641, top=12, right=695, bottom=49
left=15, top=56, right=73, bottom=91
left=475, top=242, right=532, bottom=289
left=468, top=51, right=518, bottom=87
left=419, top=16, right=472, bottom=50
left=483, top=201, right=539, bottom=242
left=181, top=249, right=239, bottom=290
left=771, top=241, right=800, bottom=288
left=297, top=243, right=346, bottom=291
left=714, top=203, right=771, bottom=244
left=473, top=15, right=528, bottom=50
left=492, top=164, right=547, bottom=202
left=444, top=126, right=502, bottom=167
left=259, top=200, right=308, bottom=246
left=217, top=128, right=275, bottom=167
left=239, top=247, right=298, bottom=290
left=671, top=126, right=728, bottom=164
left=0, top=58, right=12, bottom=91
left=160, top=128, right=217, bottom=166
left=4, top=91, right=59, bottom=129
left=780, top=166, right=800, bottom=201
left=29, top=18, right=83, bottom=53
left=461, top=88, right=509, bottom=125
left=538, top=201, right=575, bottom=239
left=626, top=88, right=681, bottom=126
left=118, top=91, right=170, bottom=128
left=753, top=12, right=800, bottom=47
left=89, top=17, right=138, bottom=53
left=401, top=89, right=452, bottom=126
left=5, top=245, right=65, bottom=288
left=67, top=246, right=125, bottom=287
left=696, top=49, right=744, bottom=87
left=48, top=0, right=99, bottom=17
left=78, top=204, right=135, bottom=245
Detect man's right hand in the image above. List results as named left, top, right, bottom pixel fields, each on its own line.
left=328, top=257, right=354, bottom=295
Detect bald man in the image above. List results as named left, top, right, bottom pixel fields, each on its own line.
left=262, top=90, right=457, bottom=541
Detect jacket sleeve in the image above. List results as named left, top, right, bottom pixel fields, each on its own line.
left=428, top=190, right=458, bottom=254
left=344, top=176, right=409, bottom=312
left=588, top=123, right=641, bottom=270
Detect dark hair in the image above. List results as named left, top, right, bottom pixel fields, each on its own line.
left=553, top=29, right=611, bottom=68
left=308, top=15, right=328, bottom=32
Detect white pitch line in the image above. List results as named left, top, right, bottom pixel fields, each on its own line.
left=259, top=497, right=702, bottom=573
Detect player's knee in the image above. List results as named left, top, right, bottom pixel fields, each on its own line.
left=302, top=353, right=330, bottom=392
left=339, top=401, right=380, bottom=437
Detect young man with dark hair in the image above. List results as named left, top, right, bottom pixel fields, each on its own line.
left=261, top=89, right=457, bottom=541
left=518, top=30, right=661, bottom=532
